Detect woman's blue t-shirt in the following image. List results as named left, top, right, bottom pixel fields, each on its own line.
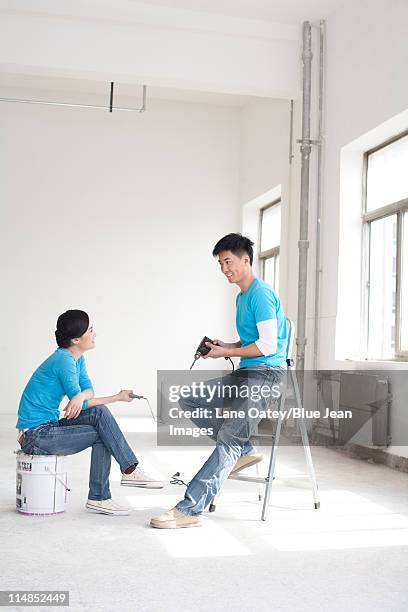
left=16, top=348, right=93, bottom=429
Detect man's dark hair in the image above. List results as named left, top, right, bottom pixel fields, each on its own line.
left=212, top=233, right=254, bottom=265
left=55, top=310, right=89, bottom=348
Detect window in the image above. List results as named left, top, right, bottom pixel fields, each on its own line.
left=363, top=130, right=408, bottom=359
left=259, top=199, right=281, bottom=290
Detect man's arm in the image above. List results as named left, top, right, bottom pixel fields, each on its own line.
left=226, top=343, right=262, bottom=357
left=206, top=305, right=278, bottom=360
left=205, top=342, right=261, bottom=359
left=211, top=339, right=241, bottom=350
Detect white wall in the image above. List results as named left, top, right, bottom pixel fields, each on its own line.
left=239, top=0, right=408, bottom=371
left=320, top=0, right=408, bottom=456
left=240, top=97, right=302, bottom=322
left=317, top=0, right=408, bottom=368
left=237, top=0, right=408, bottom=457
left=3, top=0, right=408, bottom=454
left=0, top=97, right=241, bottom=415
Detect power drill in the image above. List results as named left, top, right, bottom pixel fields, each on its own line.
left=190, top=336, right=213, bottom=370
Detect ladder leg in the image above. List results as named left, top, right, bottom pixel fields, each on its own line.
left=291, top=370, right=320, bottom=509
left=261, top=414, right=283, bottom=521
left=261, top=381, right=288, bottom=520
left=256, top=462, right=262, bottom=501
left=253, top=419, right=263, bottom=501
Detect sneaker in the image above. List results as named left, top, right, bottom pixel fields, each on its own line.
left=150, top=507, right=202, bottom=529
left=85, top=498, right=131, bottom=516
left=228, top=453, right=263, bottom=478
left=121, top=466, right=164, bottom=489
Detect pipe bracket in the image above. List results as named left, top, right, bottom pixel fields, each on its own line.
left=298, top=240, right=310, bottom=248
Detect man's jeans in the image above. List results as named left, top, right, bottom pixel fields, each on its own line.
left=175, top=365, right=285, bottom=517
left=21, top=405, right=138, bottom=501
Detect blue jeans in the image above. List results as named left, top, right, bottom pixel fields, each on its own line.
left=21, top=405, right=138, bottom=501
left=175, top=365, right=285, bottom=516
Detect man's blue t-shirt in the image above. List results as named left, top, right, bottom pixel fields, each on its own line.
left=16, top=348, right=93, bottom=429
left=236, top=277, right=288, bottom=368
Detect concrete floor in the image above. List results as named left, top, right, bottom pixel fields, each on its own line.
left=1, top=412, right=408, bottom=612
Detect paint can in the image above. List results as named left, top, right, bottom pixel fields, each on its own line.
left=16, top=451, right=69, bottom=515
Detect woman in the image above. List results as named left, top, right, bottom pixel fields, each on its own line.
left=17, top=309, right=163, bottom=516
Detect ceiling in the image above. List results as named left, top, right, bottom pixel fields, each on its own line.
left=2, top=0, right=351, bottom=26
left=0, top=0, right=352, bottom=105
left=126, top=0, right=350, bottom=24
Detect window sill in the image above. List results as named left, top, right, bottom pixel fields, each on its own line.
left=341, top=357, right=408, bottom=370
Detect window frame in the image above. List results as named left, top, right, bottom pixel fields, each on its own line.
left=362, top=129, right=408, bottom=360
left=258, top=198, right=281, bottom=290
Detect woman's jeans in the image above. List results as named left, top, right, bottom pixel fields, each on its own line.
left=21, top=405, right=138, bottom=501
left=175, top=365, right=285, bottom=517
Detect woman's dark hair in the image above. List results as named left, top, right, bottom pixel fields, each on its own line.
left=55, top=310, right=89, bottom=348
left=212, top=233, right=254, bottom=265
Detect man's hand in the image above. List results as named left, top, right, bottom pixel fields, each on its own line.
left=116, top=389, right=135, bottom=402
left=210, top=339, right=227, bottom=348
left=63, top=392, right=87, bottom=420
left=203, top=341, right=230, bottom=359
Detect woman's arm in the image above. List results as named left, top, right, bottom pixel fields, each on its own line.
left=63, top=389, right=134, bottom=419
left=87, top=390, right=134, bottom=408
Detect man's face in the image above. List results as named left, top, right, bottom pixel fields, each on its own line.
left=217, top=250, right=249, bottom=285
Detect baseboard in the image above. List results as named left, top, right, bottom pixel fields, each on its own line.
left=342, top=443, right=408, bottom=473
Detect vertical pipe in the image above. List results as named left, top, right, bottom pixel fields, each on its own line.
left=289, top=99, right=294, bottom=165
left=141, top=84, right=147, bottom=112
left=296, top=21, right=313, bottom=372
left=313, top=20, right=325, bottom=371
left=109, top=81, right=114, bottom=112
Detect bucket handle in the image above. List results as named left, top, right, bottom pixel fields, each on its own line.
left=44, top=466, right=71, bottom=492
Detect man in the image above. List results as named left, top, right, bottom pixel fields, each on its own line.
left=150, top=233, right=288, bottom=528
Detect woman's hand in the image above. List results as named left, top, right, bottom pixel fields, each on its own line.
left=63, top=392, right=86, bottom=419
left=116, top=389, right=135, bottom=402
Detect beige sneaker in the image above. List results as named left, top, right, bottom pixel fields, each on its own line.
left=121, top=466, right=164, bottom=489
left=150, top=507, right=202, bottom=529
left=85, top=498, right=131, bottom=516
left=228, top=453, right=263, bottom=478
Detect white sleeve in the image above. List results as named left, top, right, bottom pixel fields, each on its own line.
left=255, top=319, right=278, bottom=356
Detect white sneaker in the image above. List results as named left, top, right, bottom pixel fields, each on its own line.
left=121, top=466, right=164, bottom=489
left=85, top=498, right=131, bottom=516
left=228, top=453, right=263, bottom=478
left=150, top=507, right=202, bottom=529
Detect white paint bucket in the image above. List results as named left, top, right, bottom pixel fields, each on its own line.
left=16, top=451, right=69, bottom=515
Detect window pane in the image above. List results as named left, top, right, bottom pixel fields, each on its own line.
left=367, top=215, right=397, bottom=358
left=400, top=212, right=408, bottom=351
left=261, top=203, right=281, bottom=251
left=264, top=256, right=279, bottom=290
left=366, top=134, right=408, bottom=211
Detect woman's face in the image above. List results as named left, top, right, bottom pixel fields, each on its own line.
left=72, top=324, right=96, bottom=352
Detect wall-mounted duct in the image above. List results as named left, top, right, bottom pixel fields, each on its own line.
left=0, top=82, right=147, bottom=113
